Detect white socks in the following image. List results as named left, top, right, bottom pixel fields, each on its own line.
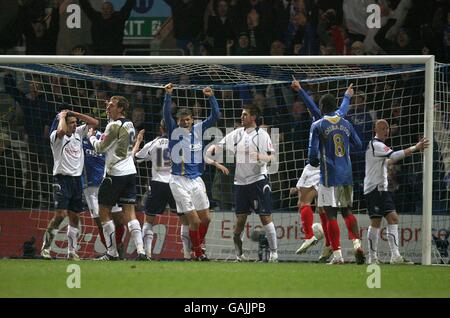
left=181, top=224, right=192, bottom=259
left=128, top=219, right=144, bottom=255
left=387, top=224, right=401, bottom=258
left=264, top=222, right=278, bottom=252
left=67, top=225, right=79, bottom=253
left=102, top=220, right=118, bottom=257
left=142, top=222, right=154, bottom=258
left=367, top=226, right=380, bottom=260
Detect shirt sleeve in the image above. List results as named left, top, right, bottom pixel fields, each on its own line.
left=50, top=130, right=58, bottom=145
left=201, top=96, right=221, bottom=131
left=336, top=94, right=351, bottom=117
left=135, top=139, right=157, bottom=162
left=76, top=124, right=88, bottom=138
left=371, top=140, right=393, bottom=157
left=308, top=122, right=320, bottom=166
left=260, top=130, right=275, bottom=154
left=90, top=122, right=118, bottom=154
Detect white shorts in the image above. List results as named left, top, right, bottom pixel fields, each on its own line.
left=317, top=185, right=353, bottom=208
left=84, top=186, right=122, bottom=218
left=169, top=175, right=210, bottom=214
left=296, top=164, right=320, bottom=191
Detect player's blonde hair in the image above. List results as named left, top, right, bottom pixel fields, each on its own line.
left=111, top=96, right=130, bottom=114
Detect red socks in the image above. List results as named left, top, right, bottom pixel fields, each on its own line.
left=343, top=214, right=359, bottom=240
left=327, top=219, right=341, bottom=251
left=319, top=212, right=330, bottom=247
left=199, top=222, right=209, bottom=246
left=300, top=205, right=314, bottom=239
left=189, top=229, right=203, bottom=257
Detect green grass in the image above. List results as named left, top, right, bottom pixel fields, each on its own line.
left=0, top=259, right=449, bottom=298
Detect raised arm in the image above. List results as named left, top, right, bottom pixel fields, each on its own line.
left=291, top=79, right=321, bottom=120
left=348, top=121, right=362, bottom=150
left=336, top=83, right=354, bottom=117
left=308, top=123, right=320, bottom=167
left=56, top=110, right=69, bottom=139
left=163, top=83, right=177, bottom=135
left=79, top=0, right=101, bottom=21
left=71, top=110, right=99, bottom=127
left=119, top=0, right=136, bottom=20
left=201, top=87, right=221, bottom=130
left=132, top=129, right=145, bottom=157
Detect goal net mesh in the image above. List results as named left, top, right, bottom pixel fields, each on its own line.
left=0, top=61, right=448, bottom=264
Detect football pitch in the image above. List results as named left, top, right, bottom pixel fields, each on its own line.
left=0, top=259, right=448, bottom=298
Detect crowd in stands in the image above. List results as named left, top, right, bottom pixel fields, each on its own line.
left=0, top=0, right=449, bottom=214
left=0, top=1, right=448, bottom=62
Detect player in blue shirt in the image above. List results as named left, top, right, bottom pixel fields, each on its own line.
left=163, top=83, right=220, bottom=260
left=309, top=93, right=365, bottom=264
left=291, top=79, right=354, bottom=261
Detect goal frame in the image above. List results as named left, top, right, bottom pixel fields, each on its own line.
left=0, top=55, right=435, bottom=265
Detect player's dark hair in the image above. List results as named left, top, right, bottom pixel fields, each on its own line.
left=243, top=104, right=261, bottom=118
left=176, top=108, right=192, bottom=119
left=65, top=112, right=76, bottom=123
left=319, top=94, right=336, bottom=114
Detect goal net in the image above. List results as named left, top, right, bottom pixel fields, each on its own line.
left=0, top=56, right=448, bottom=264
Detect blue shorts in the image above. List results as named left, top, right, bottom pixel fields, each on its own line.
left=365, top=189, right=396, bottom=219
left=53, top=175, right=83, bottom=213
left=235, top=178, right=272, bottom=215
left=144, top=180, right=176, bottom=216
left=98, top=173, right=137, bottom=206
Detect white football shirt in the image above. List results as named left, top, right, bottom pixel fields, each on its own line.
left=135, top=136, right=171, bottom=183
left=50, top=124, right=87, bottom=176
left=90, top=118, right=137, bottom=176
left=219, top=127, right=275, bottom=185
left=364, top=138, right=394, bottom=194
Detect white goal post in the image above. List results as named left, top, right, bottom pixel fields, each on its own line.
left=0, top=55, right=436, bottom=265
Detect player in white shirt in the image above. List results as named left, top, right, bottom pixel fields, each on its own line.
left=41, top=110, right=98, bottom=260
left=207, top=104, right=278, bottom=262
left=132, top=120, right=183, bottom=260
left=82, top=130, right=125, bottom=257
left=88, top=95, right=146, bottom=261
left=364, top=119, right=428, bottom=264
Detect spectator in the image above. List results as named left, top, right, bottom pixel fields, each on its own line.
left=245, top=9, right=270, bottom=55
left=432, top=228, right=449, bottom=264
left=0, top=1, right=21, bottom=54
left=19, top=1, right=60, bottom=55
left=350, top=40, right=365, bottom=55
left=229, top=32, right=250, bottom=55
left=3, top=74, right=53, bottom=166
left=79, top=0, right=136, bottom=55
left=164, top=0, right=209, bottom=55
left=207, top=0, right=236, bottom=55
